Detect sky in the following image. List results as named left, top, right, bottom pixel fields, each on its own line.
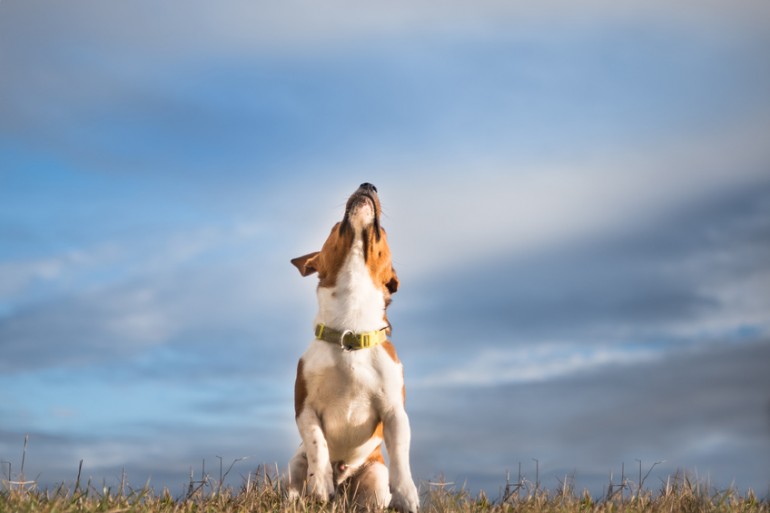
left=1, top=0, right=770, bottom=498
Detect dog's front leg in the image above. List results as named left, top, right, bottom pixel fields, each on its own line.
left=384, top=407, right=419, bottom=512
left=296, top=408, right=334, bottom=501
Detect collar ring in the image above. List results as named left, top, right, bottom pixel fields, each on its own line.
left=340, top=329, right=354, bottom=350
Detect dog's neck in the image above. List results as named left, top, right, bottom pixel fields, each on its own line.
left=314, top=232, right=387, bottom=333
left=292, top=184, right=398, bottom=336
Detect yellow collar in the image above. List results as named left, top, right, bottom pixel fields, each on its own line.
left=315, top=323, right=387, bottom=350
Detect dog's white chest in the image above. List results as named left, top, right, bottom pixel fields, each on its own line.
left=303, top=345, right=385, bottom=461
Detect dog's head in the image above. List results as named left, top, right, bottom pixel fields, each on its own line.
left=290, top=183, right=399, bottom=300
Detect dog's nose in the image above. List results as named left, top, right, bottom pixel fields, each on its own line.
left=359, top=182, right=378, bottom=194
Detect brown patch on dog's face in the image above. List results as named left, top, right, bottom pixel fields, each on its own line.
left=290, top=222, right=354, bottom=288
left=365, top=226, right=399, bottom=301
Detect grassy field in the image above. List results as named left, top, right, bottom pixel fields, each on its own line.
left=2, top=467, right=768, bottom=513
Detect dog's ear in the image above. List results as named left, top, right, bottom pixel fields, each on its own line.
left=291, top=251, right=321, bottom=277
left=385, top=266, right=399, bottom=294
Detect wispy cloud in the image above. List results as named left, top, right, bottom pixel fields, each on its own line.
left=419, top=343, right=660, bottom=387
left=0, top=218, right=295, bottom=373
left=387, top=116, right=770, bottom=276
left=410, top=340, right=770, bottom=494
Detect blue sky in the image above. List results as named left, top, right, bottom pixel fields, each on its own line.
left=1, top=0, right=769, bottom=497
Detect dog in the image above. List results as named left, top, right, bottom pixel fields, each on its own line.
left=288, top=183, right=419, bottom=512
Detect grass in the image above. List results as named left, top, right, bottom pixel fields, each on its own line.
left=2, top=466, right=768, bottom=513
left=3, top=438, right=768, bottom=512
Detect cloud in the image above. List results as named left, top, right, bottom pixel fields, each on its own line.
left=3, top=1, right=768, bottom=56
left=418, top=344, right=660, bottom=387
left=409, top=340, right=770, bottom=495
left=378, top=175, right=770, bottom=420
left=0, top=217, right=306, bottom=374
left=3, top=0, right=769, bottom=182
left=384, top=110, right=770, bottom=275
left=0, top=285, right=173, bottom=371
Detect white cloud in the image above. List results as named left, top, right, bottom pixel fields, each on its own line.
left=0, top=220, right=265, bottom=303
left=0, top=246, right=119, bottom=301
left=0, top=259, right=63, bottom=297
left=0, top=219, right=284, bottom=371
left=684, top=268, right=770, bottom=340
left=419, top=343, right=660, bottom=387
left=102, top=290, right=174, bottom=346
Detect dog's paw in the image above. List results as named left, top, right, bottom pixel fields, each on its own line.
left=389, top=481, right=419, bottom=512
left=307, top=469, right=334, bottom=501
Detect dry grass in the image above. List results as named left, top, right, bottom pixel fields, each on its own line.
left=3, top=440, right=767, bottom=512
left=2, top=467, right=768, bottom=513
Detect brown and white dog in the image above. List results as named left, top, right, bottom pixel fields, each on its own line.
left=288, top=183, right=419, bottom=512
